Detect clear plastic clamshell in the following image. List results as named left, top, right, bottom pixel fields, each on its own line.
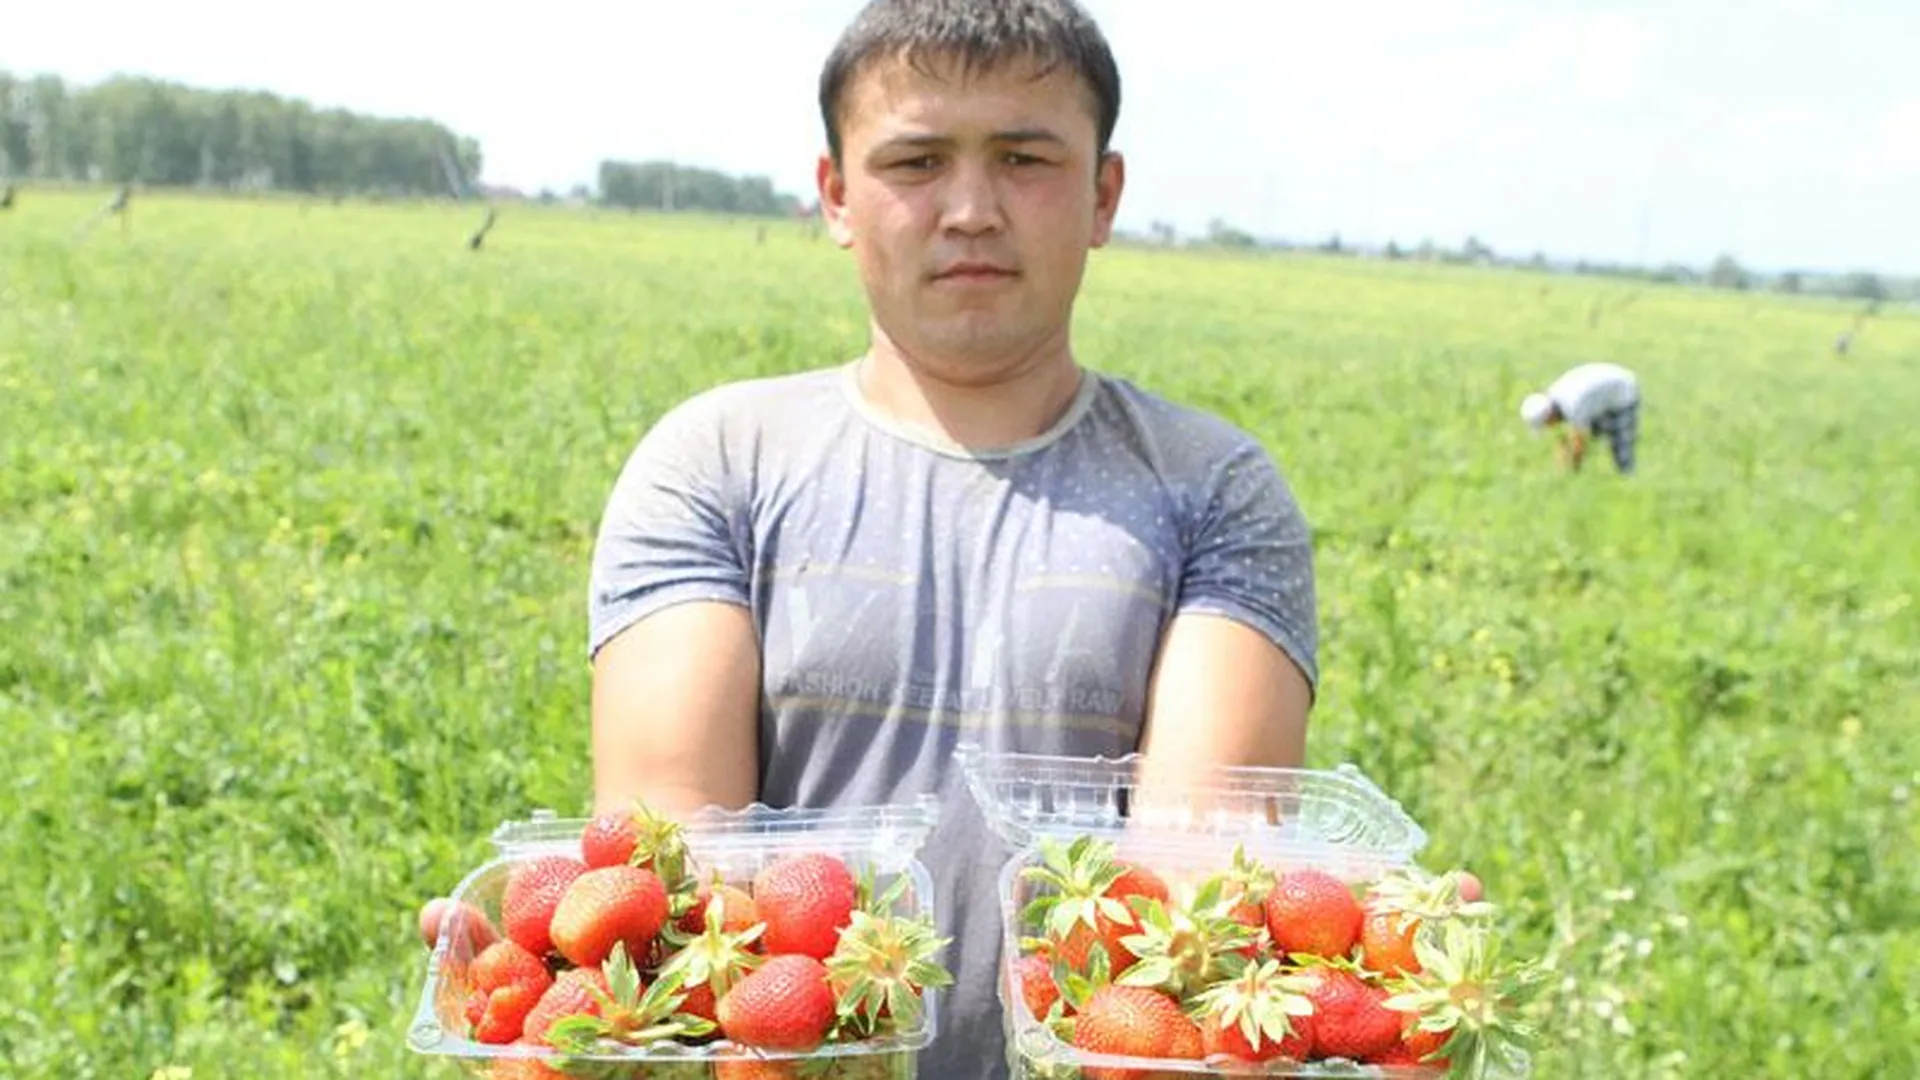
left=407, top=799, right=942, bottom=1078
left=955, top=743, right=1428, bottom=869
left=958, top=746, right=1526, bottom=1079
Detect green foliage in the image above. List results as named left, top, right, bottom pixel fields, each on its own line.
left=2, top=190, right=1918, bottom=1078
left=0, top=70, right=481, bottom=194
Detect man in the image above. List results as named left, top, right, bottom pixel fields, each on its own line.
left=1519, top=361, right=1642, bottom=475
left=428, top=1, right=1318, bottom=1074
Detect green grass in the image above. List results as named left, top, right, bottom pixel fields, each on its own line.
left=3, top=188, right=1917, bottom=1078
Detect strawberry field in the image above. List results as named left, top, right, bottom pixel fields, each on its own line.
left=3, top=188, right=1918, bottom=1078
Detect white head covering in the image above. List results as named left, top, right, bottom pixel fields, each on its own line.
left=1519, top=392, right=1554, bottom=431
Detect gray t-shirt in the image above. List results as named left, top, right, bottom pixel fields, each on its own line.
left=587, top=362, right=1317, bottom=1077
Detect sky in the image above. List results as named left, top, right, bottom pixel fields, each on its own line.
left=6, top=0, right=1918, bottom=275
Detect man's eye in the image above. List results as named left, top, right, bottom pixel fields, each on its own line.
left=1003, top=152, right=1044, bottom=166
left=891, top=156, right=938, bottom=171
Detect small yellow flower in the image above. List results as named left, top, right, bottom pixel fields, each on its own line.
left=333, top=1018, right=370, bottom=1058
left=1840, top=717, right=1862, bottom=739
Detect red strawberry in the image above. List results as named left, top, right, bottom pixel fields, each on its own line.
left=468, top=940, right=555, bottom=1045
left=520, top=967, right=610, bottom=1046
left=1265, top=868, right=1363, bottom=960
left=1060, top=862, right=1168, bottom=974
left=473, top=979, right=547, bottom=1044
left=676, top=882, right=761, bottom=939
left=548, top=865, right=670, bottom=968
left=580, top=811, right=640, bottom=869
left=1014, top=952, right=1061, bottom=1020
left=1191, top=956, right=1315, bottom=1063
left=715, top=954, right=837, bottom=1051
left=1370, top=1023, right=1451, bottom=1067
left=1299, top=966, right=1403, bottom=1062
left=1360, top=904, right=1422, bottom=978
left=1071, top=985, right=1201, bottom=1080
left=1201, top=1008, right=1314, bottom=1062
left=752, top=854, right=857, bottom=960
left=471, top=940, right=552, bottom=995
left=580, top=801, right=694, bottom=888
left=501, top=856, right=588, bottom=957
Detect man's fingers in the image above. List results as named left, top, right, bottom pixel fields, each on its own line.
left=1457, top=870, right=1485, bottom=904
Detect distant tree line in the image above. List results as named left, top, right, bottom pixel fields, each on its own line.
left=596, top=160, right=803, bottom=217
left=0, top=71, right=481, bottom=197
left=1142, top=218, right=1917, bottom=305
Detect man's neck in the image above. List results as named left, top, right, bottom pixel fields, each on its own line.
left=854, top=335, right=1087, bottom=451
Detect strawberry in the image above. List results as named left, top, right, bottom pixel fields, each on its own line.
left=501, top=855, right=588, bottom=957
left=473, top=979, right=547, bottom=1044
left=468, top=940, right=554, bottom=1045
left=1265, top=868, right=1362, bottom=960
left=1298, top=964, right=1403, bottom=1062
left=715, top=953, right=838, bottom=1051
left=544, top=944, right=715, bottom=1052
left=1070, top=985, right=1202, bottom=1079
left=752, top=854, right=857, bottom=960
left=1360, top=904, right=1422, bottom=979
left=471, top=940, right=552, bottom=995
left=675, top=881, right=761, bottom=939
left=1369, top=1023, right=1451, bottom=1067
left=656, top=886, right=767, bottom=1025
left=823, top=877, right=953, bottom=1039
left=1114, top=876, right=1260, bottom=999
left=580, top=800, right=696, bottom=897
left=1020, top=836, right=1167, bottom=976
left=1014, top=951, right=1062, bottom=1020
left=520, top=967, right=609, bottom=1046
left=1191, top=957, right=1315, bottom=1063
left=1381, top=917, right=1543, bottom=1077
left=1360, top=866, right=1495, bottom=978
left=548, top=864, right=670, bottom=968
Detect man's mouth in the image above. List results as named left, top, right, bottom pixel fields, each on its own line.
left=933, top=262, right=1018, bottom=281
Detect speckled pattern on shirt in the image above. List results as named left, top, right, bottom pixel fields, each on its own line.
left=588, top=362, right=1317, bottom=1076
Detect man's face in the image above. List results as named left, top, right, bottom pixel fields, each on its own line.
left=817, top=53, right=1124, bottom=382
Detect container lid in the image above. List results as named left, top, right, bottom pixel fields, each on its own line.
left=956, top=743, right=1427, bottom=863
left=487, top=797, right=943, bottom=869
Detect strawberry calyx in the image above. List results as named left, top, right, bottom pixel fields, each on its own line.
left=1381, top=918, right=1543, bottom=1079
left=1223, top=845, right=1276, bottom=907
left=1189, top=956, right=1316, bottom=1058
left=544, top=943, right=716, bottom=1053
left=1115, top=876, right=1260, bottom=999
left=824, top=899, right=955, bottom=1039
left=656, top=890, right=767, bottom=1005
left=1018, top=835, right=1131, bottom=941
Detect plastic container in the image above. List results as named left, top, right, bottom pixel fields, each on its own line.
left=407, top=799, right=943, bottom=1078
left=957, top=745, right=1528, bottom=1079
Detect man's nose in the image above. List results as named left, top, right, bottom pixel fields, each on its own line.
left=939, top=160, right=1005, bottom=236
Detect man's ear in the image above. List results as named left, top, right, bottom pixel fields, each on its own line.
left=817, top=152, right=856, bottom=249
left=1090, top=149, right=1126, bottom=249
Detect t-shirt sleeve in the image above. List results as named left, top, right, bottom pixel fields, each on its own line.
left=1176, top=440, right=1320, bottom=693
left=587, top=398, right=753, bottom=661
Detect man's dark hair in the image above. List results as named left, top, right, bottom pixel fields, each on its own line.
left=818, top=0, right=1122, bottom=166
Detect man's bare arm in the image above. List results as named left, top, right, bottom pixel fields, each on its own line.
left=590, top=601, right=762, bottom=815
left=1135, top=612, right=1312, bottom=801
